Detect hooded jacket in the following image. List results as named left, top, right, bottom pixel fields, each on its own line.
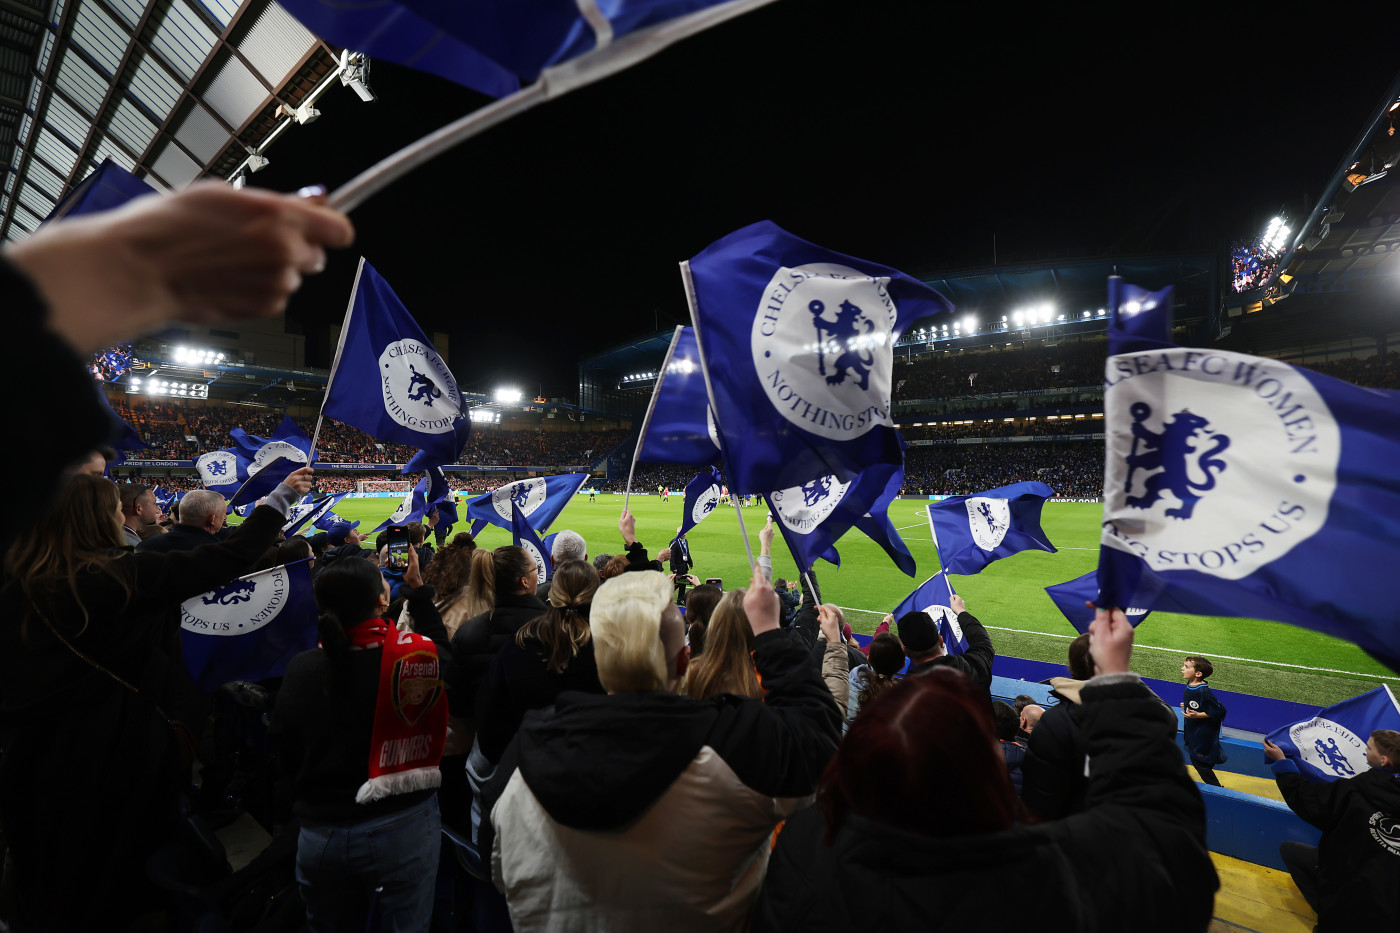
left=482, top=628, right=841, bottom=933
left=754, top=674, right=1218, bottom=933
left=1273, top=759, right=1400, bottom=931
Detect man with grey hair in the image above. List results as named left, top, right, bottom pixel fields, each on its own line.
left=539, top=529, right=587, bottom=602
left=138, top=488, right=227, bottom=553
left=481, top=569, right=840, bottom=933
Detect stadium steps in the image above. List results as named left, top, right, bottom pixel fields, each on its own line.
left=1189, top=766, right=1283, bottom=802
left=1209, top=852, right=1314, bottom=932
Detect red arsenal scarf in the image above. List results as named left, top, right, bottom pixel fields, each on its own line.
left=346, top=618, right=448, bottom=803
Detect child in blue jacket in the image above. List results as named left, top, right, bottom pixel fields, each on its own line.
left=1181, top=656, right=1227, bottom=786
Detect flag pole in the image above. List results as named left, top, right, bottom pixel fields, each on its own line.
left=326, top=0, right=778, bottom=214
left=624, top=326, right=683, bottom=511
left=309, top=256, right=364, bottom=459
left=682, top=260, right=755, bottom=570
left=926, top=503, right=955, bottom=600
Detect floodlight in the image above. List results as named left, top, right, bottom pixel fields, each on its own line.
left=247, top=154, right=270, bottom=173
left=292, top=104, right=321, bottom=125
left=964, top=316, right=976, bottom=331
left=1083, top=311, right=1091, bottom=318
left=495, top=388, right=522, bottom=403
left=1013, top=311, right=1024, bottom=325
left=340, top=51, right=376, bottom=102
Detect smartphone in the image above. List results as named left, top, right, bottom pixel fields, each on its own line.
left=386, top=525, right=411, bottom=571
left=705, top=577, right=722, bottom=589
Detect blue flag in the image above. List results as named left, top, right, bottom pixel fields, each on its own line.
left=765, top=461, right=916, bottom=577
left=95, top=389, right=148, bottom=452
left=226, top=417, right=317, bottom=509
left=278, top=0, right=763, bottom=97
left=285, top=492, right=349, bottom=536
left=422, top=465, right=459, bottom=538
left=195, top=447, right=244, bottom=499
left=371, top=477, right=430, bottom=534
left=1095, top=278, right=1400, bottom=672
left=313, top=504, right=357, bottom=534
left=636, top=327, right=720, bottom=466
left=1265, top=686, right=1400, bottom=783
left=179, top=560, right=319, bottom=691
left=927, top=481, right=1057, bottom=575
left=44, top=159, right=159, bottom=223
left=891, top=571, right=966, bottom=655
left=675, top=467, right=723, bottom=541
left=465, top=473, right=588, bottom=536
left=511, top=503, right=552, bottom=585
left=322, top=259, right=470, bottom=468
left=1044, top=571, right=1152, bottom=635
left=685, top=220, right=954, bottom=495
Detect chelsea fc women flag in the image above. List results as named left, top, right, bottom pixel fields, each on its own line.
left=684, top=221, right=953, bottom=495
left=926, top=481, right=1057, bottom=575
left=891, top=572, right=967, bottom=655
left=321, top=259, right=470, bottom=467
left=1096, top=279, right=1400, bottom=672
left=764, top=461, right=916, bottom=577
left=466, top=473, right=589, bottom=536
left=1265, top=686, right=1400, bottom=783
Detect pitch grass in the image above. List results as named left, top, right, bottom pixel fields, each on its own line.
left=319, top=495, right=1400, bottom=708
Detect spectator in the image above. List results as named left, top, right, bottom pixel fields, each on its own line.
left=592, top=553, right=614, bottom=573
left=269, top=552, right=450, bottom=932
left=681, top=589, right=762, bottom=701
left=683, top=583, right=723, bottom=658
left=476, top=560, right=605, bottom=763
left=481, top=569, right=841, bottom=932
left=420, top=533, right=486, bottom=638
left=138, top=488, right=226, bottom=553
left=753, top=610, right=1217, bottom=932
left=1012, top=694, right=1037, bottom=716
left=993, top=699, right=1028, bottom=795
left=317, top=520, right=366, bottom=575
left=1023, top=632, right=1094, bottom=820
left=1181, top=655, right=1227, bottom=787
left=0, top=469, right=308, bottom=931
left=1265, top=729, right=1400, bottom=931
left=1019, top=704, right=1045, bottom=742
left=119, top=482, right=158, bottom=546
left=67, top=445, right=117, bottom=478
left=407, top=520, right=433, bottom=570
left=540, top=528, right=587, bottom=602
left=845, top=631, right=905, bottom=734
left=896, top=594, right=994, bottom=693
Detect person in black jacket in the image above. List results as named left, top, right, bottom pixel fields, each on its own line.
left=897, top=592, right=995, bottom=692
left=754, top=609, right=1218, bottom=933
left=269, top=552, right=452, bottom=932
left=476, top=559, right=605, bottom=763
left=0, top=468, right=311, bottom=932
left=1022, top=631, right=1094, bottom=820
left=137, top=488, right=227, bottom=552
left=1181, top=655, right=1227, bottom=786
left=1265, top=729, right=1400, bottom=931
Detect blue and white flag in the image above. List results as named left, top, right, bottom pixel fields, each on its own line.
left=371, top=477, right=429, bottom=534
left=891, top=571, right=966, bottom=655
left=511, top=503, right=552, bottom=586
left=675, top=467, right=723, bottom=541
left=927, top=481, right=1057, bottom=576
left=636, top=327, right=720, bottom=466
left=466, top=473, right=588, bottom=536
left=179, top=560, right=319, bottom=691
left=277, top=0, right=769, bottom=98
left=284, top=492, right=349, bottom=536
left=765, top=461, right=916, bottom=577
left=1044, top=571, right=1152, bottom=635
left=1266, top=686, right=1400, bottom=783
left=226, top=417, right=317, bottom=509
left=685, top=221, right=954, bottom=495
left=44, top=159, right=159, bottom=223
left=321, top=259, right=469, bottom=468
left=422, top=465, right=459, bottom=538
left=196, top=447, right=244, bottom=498
left=1095, top=277, right=1400, bottom=672
left=313, top=504, right=356, bottom=534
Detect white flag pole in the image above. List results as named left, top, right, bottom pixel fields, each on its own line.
left=624, top=326, right=683, bottom=511
left=309, top=256, right=364, bottom=459
left=327, top=0, right=778, bottom=214
left=926, top=503, right=955, bottom=600
left=682, top=260, right=756, bottom=570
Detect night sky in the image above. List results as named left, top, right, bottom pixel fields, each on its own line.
left=252, top=5, right=1398, bottom=398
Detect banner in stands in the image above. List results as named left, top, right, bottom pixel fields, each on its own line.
left=906, top=435, right=1105, bottom=448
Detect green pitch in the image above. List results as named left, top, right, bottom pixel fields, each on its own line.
left=323, top=494, right=1399, bottom=708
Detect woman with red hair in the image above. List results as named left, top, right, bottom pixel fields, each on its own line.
left=753, top=610, right=1218, bottom=933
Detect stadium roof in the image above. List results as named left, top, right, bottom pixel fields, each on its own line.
left=579, top=329, right=678, bottom=376
left=0, top=0, right=356, bottom=243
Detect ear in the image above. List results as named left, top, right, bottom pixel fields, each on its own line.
left=674, top=644, right=691, bottom=679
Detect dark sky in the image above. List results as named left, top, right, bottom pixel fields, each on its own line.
left=252, top=5, right=1397, bottom=398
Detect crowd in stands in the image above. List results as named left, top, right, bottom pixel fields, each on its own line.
left=900, top=416, right=1103, bottom=442
left=905, top=442, right=1103, bottom=497
left=1301, top=351, right=1400, bottom=390
left=894, top=342, right=1105, bottom=399
left=88, top=343, right=136, bottom=381
left=1231, top=238, right=1281, bottom=293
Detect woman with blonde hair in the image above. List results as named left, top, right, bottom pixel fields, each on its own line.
left=681, top=589, right=762, bottom=701
left=477, top=559, right=606, bottom=762
left=422, top=533, right=493, bottom=638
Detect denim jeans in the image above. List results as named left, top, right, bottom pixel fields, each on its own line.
left=296, top=794, right=441, bottom=932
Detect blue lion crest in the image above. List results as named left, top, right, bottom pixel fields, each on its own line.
left=810, top=299, right=876, bottom=391
left=1314, top=737, right=1356, bottom=777
left=801, top=476, right=833, bottom=507
left=701, top=496, right=718, bottom=515
left=976, top=500, right=1004, bottom=535
left=406, top=364, right=443, bottom=406
left=510, top=484, right=532, bottom=510
left=202, top=579, right=256, bottom=606
left=206, top=460, right=228, bottom=477
left=1122, top=403, right=1230, bottom=520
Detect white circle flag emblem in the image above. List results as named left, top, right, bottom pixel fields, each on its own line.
left=520, top=538, right=547, bottom=584
left=924, top=604, right=962, bottom=644
left=692, top=484, right=722, bottom=525
left=378, top=338, right=463, bottom=435
left=770, top=475, right=851, bottom=534
left=1102, top=349, right=1340, bottom=580
left=250, top=440, right=308, bottom=474
left=965, top=497, right=1011, bottom=551
left=750, top=263, right=897, bottom=441
left=181, top=568, right=289, bottom=637
left=492, top=479, right=546, bottom=520
left=198, top=451, right=238, bottom=486
left=1289, top=717, right=1367, bottom=779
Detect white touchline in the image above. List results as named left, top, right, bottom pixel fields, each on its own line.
left=831, top=606, right=1400, bottom=681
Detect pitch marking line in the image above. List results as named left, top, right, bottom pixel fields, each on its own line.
left=831, top=606, right=1399, bottom=680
